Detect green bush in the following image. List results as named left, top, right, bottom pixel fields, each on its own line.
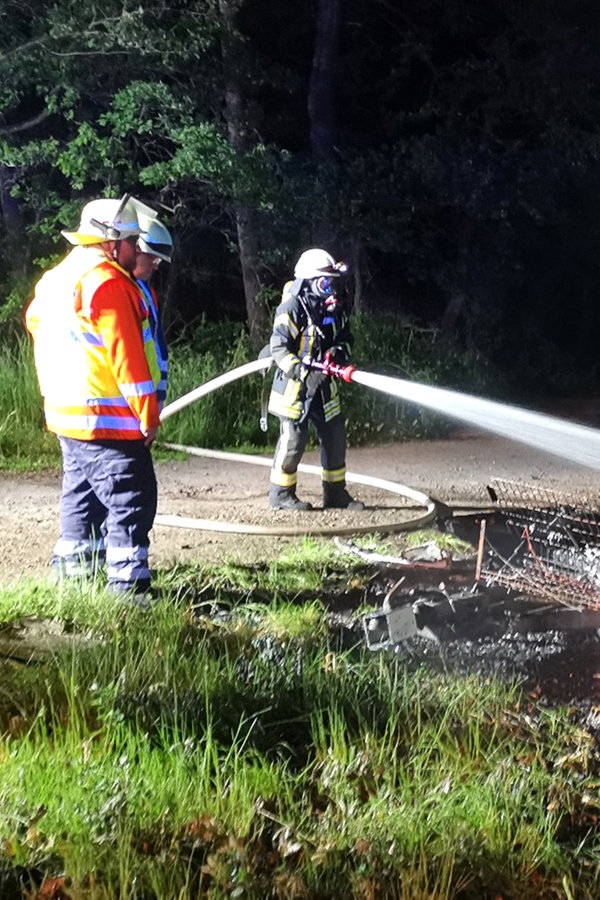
left=0, top=282, right=31, bottom=342
left=0, top=316, right=500, bottom=469
left=161, top=323, right=275, bottom=451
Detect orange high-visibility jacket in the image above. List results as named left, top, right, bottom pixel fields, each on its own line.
left=25, top=246, right=160, bottom=441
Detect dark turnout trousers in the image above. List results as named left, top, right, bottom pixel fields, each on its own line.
left=53, top=436, right=157, bottom=594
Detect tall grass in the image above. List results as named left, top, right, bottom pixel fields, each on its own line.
left=0, top=335, right=58, bottom=468
left=1, top=571, right=599, bottom=898
left=160, top=326, right=273, bottom=450
left=0, top=317, right=493, bottom=469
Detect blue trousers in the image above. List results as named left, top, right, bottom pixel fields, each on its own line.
left=53, top=437, right=157, bottom=593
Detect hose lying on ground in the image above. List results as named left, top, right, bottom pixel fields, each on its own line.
left=156, top=359, right=437, bottom=536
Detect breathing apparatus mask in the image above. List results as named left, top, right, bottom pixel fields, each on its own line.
left=313, top=275, right=336, bottom=310
left=311, top=261, right=348, bottom=314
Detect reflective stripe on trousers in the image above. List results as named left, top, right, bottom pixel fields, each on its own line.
left=270, top=393, right=347, bottom=488
left=52, top=536, right=106, bottom=578
left=53, top=436, right=157, bottom=592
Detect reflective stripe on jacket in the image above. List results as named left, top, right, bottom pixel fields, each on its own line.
left=138, top=280, right=168, bottom=410
left=268, top=280, right=352, bottom=423
left=25, top=246, right=160, bottom=440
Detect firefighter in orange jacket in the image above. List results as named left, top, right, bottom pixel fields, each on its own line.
left=25, top=195, right=162, bottom=603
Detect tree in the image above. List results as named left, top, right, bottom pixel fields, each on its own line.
left=308, top=0, right=341, bottom=160
left=218, top=0, right=271, bottom=349
left=1, top=0, right=600, bottom=383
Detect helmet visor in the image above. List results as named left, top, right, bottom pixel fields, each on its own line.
left=137, top=238, right=172, bottom=262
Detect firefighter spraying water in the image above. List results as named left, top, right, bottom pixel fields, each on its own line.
left=157, top=243, right=600, bottom=536
left=159, top=333, right=600, bottom=537
left=266, top=249, right=365, bottom=511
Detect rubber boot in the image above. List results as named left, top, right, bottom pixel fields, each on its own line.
left=323, top=483, right=365, bottom=510
left=269, top=485, right=313, bottom=511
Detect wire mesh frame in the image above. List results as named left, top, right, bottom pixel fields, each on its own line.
left=481, top=479, right=600, bottom=611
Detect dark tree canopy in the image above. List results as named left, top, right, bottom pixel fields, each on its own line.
left=1, top=0, right=600, bottom=380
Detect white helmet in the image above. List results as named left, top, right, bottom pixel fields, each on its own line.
left=137, top=214, right=173, bottom=263
left=62, top=195, right=142, bottom=245
left=294, top=248, right=343, bottom=279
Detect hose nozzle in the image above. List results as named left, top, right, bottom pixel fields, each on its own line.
left=302, top=355, right=356, bottom=383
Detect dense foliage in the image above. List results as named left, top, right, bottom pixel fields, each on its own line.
left=1, top=0, right=600, bottom=390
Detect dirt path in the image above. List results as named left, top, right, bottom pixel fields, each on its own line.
left=1, top=431, right=598, bottom=583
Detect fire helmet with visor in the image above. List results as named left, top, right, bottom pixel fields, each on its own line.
left=293, top=248, right=348, bottom=312
left=293, top=248, right=345, bottom=280
left=137, top=213, right=173, bottom=263
left=61, top=194, right=159, bottom=246
left=61, top=195, right=142, bottom=245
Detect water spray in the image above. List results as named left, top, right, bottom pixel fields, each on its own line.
left=349, top=370, right=600, bottom=471
left=301, top=355, right=600, bottom=470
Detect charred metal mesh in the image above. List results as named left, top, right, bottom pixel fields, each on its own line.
left=481, top=478, right=600, bottom=611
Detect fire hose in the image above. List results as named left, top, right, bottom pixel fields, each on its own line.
left=155, top=357, right=437, bottom=537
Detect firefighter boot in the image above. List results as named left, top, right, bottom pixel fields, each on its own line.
left=269, top=485, right=313, bottom=511
left=323, top=482, right=365, bottom=511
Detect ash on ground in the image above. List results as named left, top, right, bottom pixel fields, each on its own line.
left=333, top=485, right=600, bottom=713
left=335, top=571, right=600, bottom=710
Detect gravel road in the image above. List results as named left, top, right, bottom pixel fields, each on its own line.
left=1, top=430, right=598, bottom=583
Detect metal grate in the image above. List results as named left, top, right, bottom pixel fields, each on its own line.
left=481, top=479, right=600, bottom=611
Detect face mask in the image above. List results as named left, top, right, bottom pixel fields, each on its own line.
left=315, top=276, right=333, bottom=297
left=312, top=275, right=339, bottom=310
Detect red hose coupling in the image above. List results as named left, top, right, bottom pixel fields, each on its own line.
left=335, top=364, right=356, bottom=383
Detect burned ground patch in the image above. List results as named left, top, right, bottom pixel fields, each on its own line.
left=341, top=481, right=600, bottom=722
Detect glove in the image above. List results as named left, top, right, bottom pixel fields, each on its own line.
left=322, top=350, right=335, bottom=376
left=323, top=347, right=349, bottom=373
left=322, top=349, right=355, bottom=383
left=304, top=368, right=328, bottom=395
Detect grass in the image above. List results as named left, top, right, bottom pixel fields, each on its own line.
left=0, top=336, right=59, bottom=469
left=2, top=324, right=599, bottom=895
left=1, top=553, right=600, bottom=898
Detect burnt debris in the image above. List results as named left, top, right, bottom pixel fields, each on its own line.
left=362, top=478, right=600, bottom=653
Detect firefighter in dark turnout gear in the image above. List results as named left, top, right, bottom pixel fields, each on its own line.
left=268, top=249, right=365, bottom=511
